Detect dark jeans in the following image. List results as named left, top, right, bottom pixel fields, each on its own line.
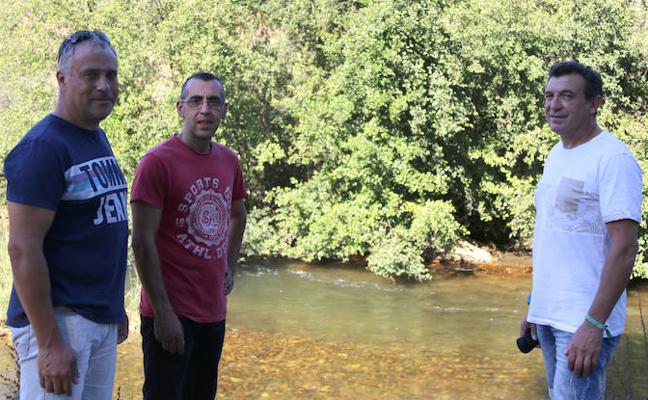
left=141, top=315, right=226, bottom=400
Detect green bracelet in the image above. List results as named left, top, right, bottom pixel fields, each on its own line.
left=585, top=314, right=612, bottom=338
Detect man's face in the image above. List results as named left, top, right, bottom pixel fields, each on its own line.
left=57, top=41, right=119, bottom=129
left=177, top=79, right=227, bottom=141
left=543, top=73, right=600, bottom=137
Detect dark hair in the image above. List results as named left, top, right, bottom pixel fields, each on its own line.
left=180, top=72, right=223, bottom=99
left=548, top=61, right=603, bottom=100
left=57, top=30, right=116, bottom=74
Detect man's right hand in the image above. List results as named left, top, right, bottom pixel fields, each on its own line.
left=154, top=309, right=185, bottom=354
left=37, top=340, right=78, bottom=395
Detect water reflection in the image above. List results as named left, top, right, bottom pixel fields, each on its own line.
left=231, top=261, right=534, bottom=353
left=225, top=260, right=647, bottom=399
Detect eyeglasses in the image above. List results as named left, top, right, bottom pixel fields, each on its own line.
left=57, top=30, right=112, bottom=63
left=181, top=97, right=225, bottom=110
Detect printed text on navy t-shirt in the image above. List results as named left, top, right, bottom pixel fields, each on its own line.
left=63, top=155, right=128, bottom=225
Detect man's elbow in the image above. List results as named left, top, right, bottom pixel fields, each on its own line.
left=131, top=233, right=152, bottom=261
left=232, top=206, right=248, bottom=224
left=619, top=238, right=640, bottom=276
left=625, top=238, right=640, bottom=262
left=7, top=239, right=29, bottom=269
left=7, top=239, right=43, bottom=281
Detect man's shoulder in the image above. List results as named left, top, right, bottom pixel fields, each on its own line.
left=552, top=131, right=636, bottom=161
left=587, top=131, right=640, bottom=170
left=597, top=131, right=634, bottom=154
left=21, top=115, right=63, bottom=144
left=211, top=142, right=241, bottom=162
left=6, top=115, right=70, bottom=165
left=133, top=136, right=184, bottom=180
left=141, top=136, right=179, bottom=158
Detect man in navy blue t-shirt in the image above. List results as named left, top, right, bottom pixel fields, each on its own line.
left=4, top=30, right=128, bottom=399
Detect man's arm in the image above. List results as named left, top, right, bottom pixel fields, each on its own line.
left=565, top=219, right=639, bottom=377
left=117, top=313, right=129, bottom=344
left=224, top=199, right=247, bottom=295
left=130, top=201, right=184, bottom=354
left=7, top=201, right=78, bottom=395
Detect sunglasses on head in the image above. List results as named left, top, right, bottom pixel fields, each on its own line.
left=57, top=30, right=111, bottom=62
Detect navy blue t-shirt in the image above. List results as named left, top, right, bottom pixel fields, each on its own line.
left=4, top=114, right=128, bottom=327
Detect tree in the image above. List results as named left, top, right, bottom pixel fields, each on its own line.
left=1, top=0, right=646, bottom=279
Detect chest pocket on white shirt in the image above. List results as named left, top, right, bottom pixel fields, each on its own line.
left=555, top=177, right=584, bottom=213
left=545, top=177, right=605, bottom=235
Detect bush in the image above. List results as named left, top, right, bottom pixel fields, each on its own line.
left=1, top=0, right=646, bottom=280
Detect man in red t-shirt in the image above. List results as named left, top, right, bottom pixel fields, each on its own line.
left=130, top=72, right=247, bottom=400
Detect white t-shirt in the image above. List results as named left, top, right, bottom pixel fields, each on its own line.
left=527, top=131, right=642, bottom=336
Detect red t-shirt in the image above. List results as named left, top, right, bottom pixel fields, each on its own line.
left=131, top=135, right=247, bottom=323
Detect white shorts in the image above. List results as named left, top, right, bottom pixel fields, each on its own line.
left=11, top=307, right=117, bottom=400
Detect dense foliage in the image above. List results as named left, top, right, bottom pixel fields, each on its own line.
left=1, top=0, right=646, bottom=279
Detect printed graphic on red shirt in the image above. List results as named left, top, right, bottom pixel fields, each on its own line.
left=175, top=177, right=231, bottom=260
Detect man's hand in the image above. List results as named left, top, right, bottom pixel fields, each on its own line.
left=37, top=340, right=78, bottom=395
left=117, top=313, right=129, bottom=344
left=565, top=321, right=602, bottom=377
left=225, top=199, right=245, bottom=296
left=519, top=319, right=537, bottom=341
left=225, top=267, right=234, bottom=295
left=154, top=309, right=184, bottom=354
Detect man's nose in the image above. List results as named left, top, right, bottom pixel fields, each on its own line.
left=96, top=75, right=111, bottom=92
left=549, top=97, right=562, bottom=110
left=199, top=99, right=211, bottom=113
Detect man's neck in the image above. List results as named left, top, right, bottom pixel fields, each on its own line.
left=53, top=107, right=99, bottom=131
left=177, top=131, right=212, bottom=154
left=560, top=125, right=603, bottom=149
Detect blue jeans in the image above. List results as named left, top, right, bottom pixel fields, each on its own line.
left=141, top=316, right=226, bottom=400
left=536, top=324, right=620, bottom=400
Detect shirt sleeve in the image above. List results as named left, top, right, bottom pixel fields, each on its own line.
left=231, top=160, right=247, bottom=202
left=4, top=138, right=66, bottom=211
left=130, top=152, right=168, bottom=209
left=599, top=152, right=643, bottom=224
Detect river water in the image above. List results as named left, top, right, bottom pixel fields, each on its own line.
left=2, top=259, right=648, bottom=399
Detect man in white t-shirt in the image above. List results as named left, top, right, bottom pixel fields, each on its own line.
left=520, top=60, right=642, bottom=399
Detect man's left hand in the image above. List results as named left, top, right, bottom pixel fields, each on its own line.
left=225, top=267, right=235, bottom=295
left=565, top=321, right=602, bottom=377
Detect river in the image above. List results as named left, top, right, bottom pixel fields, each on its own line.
left=2, top=259, right=648, bottom=399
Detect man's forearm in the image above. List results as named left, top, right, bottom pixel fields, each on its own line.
left=227, top=206, right=247, bottom=271
left=7, top=202, right=61, bottom=347
left=587, top=222, right=638, bottom=325
left=132, top=237, right=173, bottom=315
left=9, top=250, right=60, bottom=347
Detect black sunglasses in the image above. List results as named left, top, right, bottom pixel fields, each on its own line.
left=57, top=30, right=111, bottom=63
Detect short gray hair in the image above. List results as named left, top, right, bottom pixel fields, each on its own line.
left=57, top=30, right=116, bottom=74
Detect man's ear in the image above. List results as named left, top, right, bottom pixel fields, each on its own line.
left=590, top=95, right=604, bottom=115
left=176, top=101, right=183, bottom=118
left=56, top=71, right=65, bottom=89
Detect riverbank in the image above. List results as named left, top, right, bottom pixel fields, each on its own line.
left=272, top=240, right=534, bottom=279
left=430, top=259, right=532, bottom=277
left=429, top=241, right=532, bottom=277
